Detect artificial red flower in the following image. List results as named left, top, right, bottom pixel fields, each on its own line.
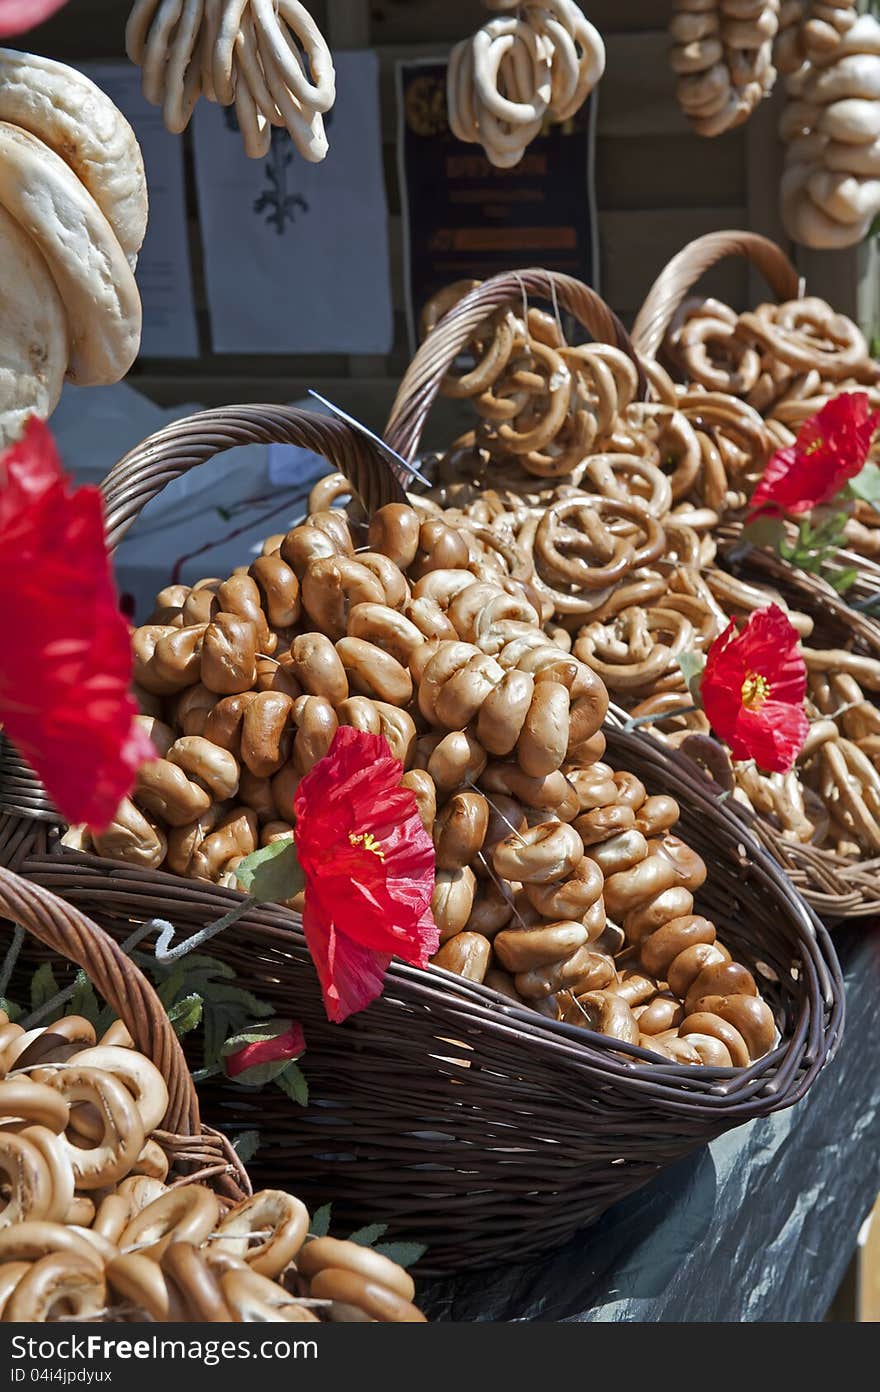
left=701, top=604, right=810, bottom=774
left=0, top=418, right=154, bottom=829
left=225, top=1021, right=306, bottom=1079
left=749, top=391, right=879, bottom=518
left=294, top=727, right=438, bottom=1024
left=0, top=0, right=69, bottom=35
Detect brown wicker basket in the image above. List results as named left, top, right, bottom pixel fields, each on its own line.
left=0, top=863, right=249, bottom=1203
left=627, top=231, right=880, bottom=918
left=629, top=228, right=803, bottom=362
left=0, top=402, right=844, bottom=1272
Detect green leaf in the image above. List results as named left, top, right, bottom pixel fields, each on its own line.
left=741, top=514, right=786, bottom=551
left=66, top=971, right=102, bottom=1028
left=231, top=1058, right=293, bottom=1089
left=273, top=1061, right=308, bottom=1106
left=232, top=1129, right=261, bottom=1164
left=30, top=963, right=59, bottom=1013
left=347, top=1223, right=388, bottom=1248
left=847, top=461, right=880, bottom=507
left=374, top=1241, right=428, bottom=1269
left=220, top=1026, right=284, bottom=1056
left=0, top=996, right=21, bottom=1023
left=676, top=650, right=706, bottom=706
left=167, top=993, right=203, bottom=1037
left=829, top=567, right=859, bottom=594
left=235, top=839, right=305, bottom=903
left=310, top=1203, right=332, bottom=1237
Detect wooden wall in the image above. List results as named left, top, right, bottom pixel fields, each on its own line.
left=18, top=0, right=878, bottom=439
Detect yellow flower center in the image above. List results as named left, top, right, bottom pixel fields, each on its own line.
left=349, top=831, right=385, bottom=861
left=741, top=671, right=771, bottom=710
left=803, top=435, right=824, bottom=456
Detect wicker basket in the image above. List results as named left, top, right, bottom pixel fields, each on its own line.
left=0, top=400, right=844, bottom=1272
left=628, top=231, right=880, bottom=918
left=0, top=863, right=249, bottom=1203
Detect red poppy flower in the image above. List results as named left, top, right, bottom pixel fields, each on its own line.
left=294, top=726, right=438, bottom=1024
left=0, top=417, right=154, bottom=830
left=225, top=1021, right=306, bottom=1079
left=701, top=604, right=810, bottom=774
left=0, top=0, right=69, bottom=35
left=749, top=391, right=879, bottom=518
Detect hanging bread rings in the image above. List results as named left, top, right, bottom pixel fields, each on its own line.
left=448, top=0, right=606, bottom=168
left=126, top=0, right=336, bottom=160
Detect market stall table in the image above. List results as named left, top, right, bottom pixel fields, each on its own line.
left=422, top=921, right=880, bottom=1323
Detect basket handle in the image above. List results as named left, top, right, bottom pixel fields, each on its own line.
left=100, top=405, right=406, bottom=553
left=0, top=864, right=198, bottom=1136
left=631, top=230, right=803, bottom=361
left=384, top=268, right=647, bottom=463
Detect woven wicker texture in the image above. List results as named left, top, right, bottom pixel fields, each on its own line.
left=626, top=229, right=880, bottom=918
left=8, top=731, right=843, bottom=1271
left=630, top=230, right=803, bottom=360
left=0, top=398, right=843, bottom=1270
left=0, top=865, right=249, bottom=1200
left=385, top=268, right=647, bottom=462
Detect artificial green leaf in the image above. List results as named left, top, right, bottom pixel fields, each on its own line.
left=66, top=971, right=102, bottom=1028
left=847, top=461, right=880, bottom=507
left=167, top=993, right=203, bottom=1037
left=677, top=650, right=706, bottom=706
left=30, top=962, right=59, bottom=1013
left=311, top=1204, right=332, bottom=1237
left=374, top=1241, right=428, bottom=1269
left=229, top=1057, right=292, bottom=1089
left=232, top=1129, right=261, bottom=1164
left=0, top=996, right=21, bottom=1023
left=273, top=1061, right=308, bottom=1106
left=235, top=839, right=305, bottom=903
left=829, top=567, right=859, bottom=594
left=347, top=1223, right=388, bottom=1248
left=741, top=514, right=786, bottom=551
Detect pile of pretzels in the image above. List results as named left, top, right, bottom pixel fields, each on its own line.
left=126, top=0, right=335, bottom=160
left=448, top=0, right=605, bottom=168
left=668, top=0, right=779, bottom=136
left=415, top=275, right=880, bottom=858
left=63, top=488, right=778, bottom=1067
left=0, top=49, right=145, bottom=446
left=0, top=1007, right=425, bottom=1322
left=779, top=6, right=880, bottom=246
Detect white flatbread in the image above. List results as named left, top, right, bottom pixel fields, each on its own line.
left=0, top=123, right=142, bottom=386
left=0, top=48, right=148, bottom=268
left=0, top=203, right=67, bottom=447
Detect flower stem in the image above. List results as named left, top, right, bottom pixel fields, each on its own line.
left=152, top=896, right=257, bottom=964
left=623, top=705, right=699, bottom=730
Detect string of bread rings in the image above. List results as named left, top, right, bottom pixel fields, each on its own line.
left=126, top=0, right=335, bottom=160
left=0, top=1007, right=425, bottom=1322
left=448, top=0, right=605, bottom=167
left=668, top=0, right=780, bottom=137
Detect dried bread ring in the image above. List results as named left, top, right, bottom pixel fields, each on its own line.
left=0, top=123, right=141, bottom=385
left=0, top=205, right=67, bottom=447
left=0, top=50, right=147, bottom=268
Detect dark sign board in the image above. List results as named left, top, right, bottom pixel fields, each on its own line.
left=397, top=57, right=598, bottom=351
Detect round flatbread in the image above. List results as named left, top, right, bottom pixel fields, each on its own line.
left=0, top=48, right=148, bottom=267
left=0, top=123, right=142, bottom=386
left=0, top=204, right=67, bottom=447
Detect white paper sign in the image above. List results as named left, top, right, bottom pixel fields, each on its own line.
left=80, top=64, right=200, bottom=359
left=192, top=50, right=392, bottom=355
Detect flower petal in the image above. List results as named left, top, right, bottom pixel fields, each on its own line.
left=0, top=419, right=152, bottom=829
left=0, top=0, right=68, bottom=37
left=303, top=899, right=392, bottom=1024
left=749, top=392, right=879, bottom=517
